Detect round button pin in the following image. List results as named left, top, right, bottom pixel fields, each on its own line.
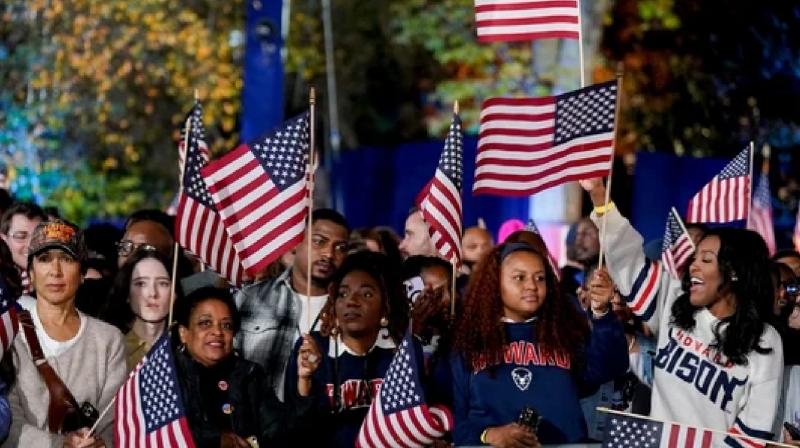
left=222, top=403, right=234, bottom=414
left=218, top=380, right=228, bottom=391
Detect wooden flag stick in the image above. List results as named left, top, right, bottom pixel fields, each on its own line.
left=597, top=407, right=795, bottom=448
left=450, top=256, right=457, bottom=319
left=576, top=0, right=585, bottom=87
left=597, top=67, right=624, bottom=272
left=305, top=87, right=318, bottom=332
left=671, top=207, right=696, bottom=252
left=453, top=100, right=459, bottom=115
left=168, top=106, right=194, bottom=327
left=194, top=88, right=199, bottom=102
left=85, top=396, right=118, bottom=439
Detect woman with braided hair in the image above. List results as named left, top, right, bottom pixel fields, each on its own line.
left=451, top=242, right=628, bottom=446
left=284, top=251, right=415, bottom=448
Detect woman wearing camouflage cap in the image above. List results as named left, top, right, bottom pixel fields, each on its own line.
left=3, top=220, right=126, bottom=447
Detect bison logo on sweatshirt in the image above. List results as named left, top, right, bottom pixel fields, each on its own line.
left=511, top=367, right=532, bottom=391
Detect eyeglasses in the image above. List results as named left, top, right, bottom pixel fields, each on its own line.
left=783, top=282, right=800, bottom=297
left=8, top=231, right=31, bottom=242
left=116, top=241, right=157, bottom=256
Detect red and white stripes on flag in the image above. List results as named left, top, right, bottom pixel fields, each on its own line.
left=0, top=276, right=18, bottom=360
left=747, top=175, right=776, bottom=255
left=686, top=146, right=752, bottom=224
left=114, top=335, right=196, bottom=448
left=202, top=113, right=311, bottom=276
left=355, top=329, right=453, bottom=448
left=177, top=100, right=209, bottom=181
left=473, top=81, right=618, bottom=197
left=664, top=423, right=714, bottom=448
left=474, top=0, right=580, bottom=43
left=417, top=113, right=464, bottom=265
left=661, top=208, right=694, bottom=279
left=174, top=102, right=244, bottom=285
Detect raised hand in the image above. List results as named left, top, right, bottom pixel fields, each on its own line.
left=297, top=334, right=322, bottom=396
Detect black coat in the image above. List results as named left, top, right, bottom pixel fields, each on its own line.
left=175, top=349, right=288, bottom=447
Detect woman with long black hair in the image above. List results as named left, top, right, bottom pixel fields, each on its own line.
left=450, top=242, right=629, bottom=446
left=580, top=178, right=783, bottom=443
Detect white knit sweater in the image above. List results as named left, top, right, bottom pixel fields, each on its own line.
left=2, top=308, right=126, bottom=447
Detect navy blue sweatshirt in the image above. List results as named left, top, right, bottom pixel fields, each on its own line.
left=450, top=312, right=629, bottom=445
left=286, top=331, right=426, bottom=448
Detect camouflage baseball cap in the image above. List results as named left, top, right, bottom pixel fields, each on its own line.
left=27, top=220, right=86, bottom=263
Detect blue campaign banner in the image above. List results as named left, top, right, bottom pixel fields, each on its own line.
left=334, top=136, right=529, bottom=236
left=241, top=1, right=284, bottom=141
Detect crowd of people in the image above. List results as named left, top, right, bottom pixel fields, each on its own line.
left=0, top=178, right=796, bottom=447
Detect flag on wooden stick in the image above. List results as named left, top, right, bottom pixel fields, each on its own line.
left=686, top=146, right=751, bottom=224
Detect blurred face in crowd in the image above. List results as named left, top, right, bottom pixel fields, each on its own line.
left=179, top=298, right=235, bottom=367
left=775, top=267, right=798, bottom=317
left=500, top=251, right=547, bottom=322
left=573, top=218, right=599, bottom=264
left=788, top=300, right=800, bottom=330
left=462, top=227, right=493, bottom=267
left=30, top=249, right=82, bottom=306
left=399, top=212, right=436, bottom=259
left=421, top=264, right=451, bottom=307
left=118, top=220, right=173, bottom=267
left=129, top=258, right=171, bottom=324
left=334, top=270, right=384, bottom=338
left=687, top=236, right=730, bottom=314
left=294, top=219, right=348, bottom=287
left=2, top=214, right=42, bottom=270
left=777, top=255, right=800, bottom=278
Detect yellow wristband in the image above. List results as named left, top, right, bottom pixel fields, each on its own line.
left=480, top=428, right=490, bottom=444
left=593, top=201, right=615, bottom=215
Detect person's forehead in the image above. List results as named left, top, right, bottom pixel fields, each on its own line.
left=33, top=247, right=74, bottom=259
left=778, top=256, right=800, bottom=267
left=422, top=265, right=448, bottom=282
left=125, top=221, right=171, bottom=241
left=464, top=228, right=491, bottom=242
left=311, top=219, right=348, bottom=240
left=9, top=214, right=42, bottom=230
left=133, top=258, right=168, bottom=276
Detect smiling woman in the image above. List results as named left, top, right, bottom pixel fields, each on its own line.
left=171, top=287, right=287, bottom=447
left=580, top=178, right=783, bottom=444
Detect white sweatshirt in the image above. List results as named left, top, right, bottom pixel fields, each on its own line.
left=592, top=208, right=783, bottom=445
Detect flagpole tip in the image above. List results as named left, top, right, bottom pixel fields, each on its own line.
left=453, top=100, right=459, bottom=115
left=309, top=87, right=316, bottom=105
left=194, top=89, right=199, bottom=101
left=615, top=62, right=624, bottom=79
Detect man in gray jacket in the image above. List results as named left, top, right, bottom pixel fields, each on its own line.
left=234, top=208, right=349, bottom=401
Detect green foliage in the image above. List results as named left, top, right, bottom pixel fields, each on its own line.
left=0, top=0, right=243, bottom=224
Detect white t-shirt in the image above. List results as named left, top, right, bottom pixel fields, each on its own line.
left=295, top=293, right=328, bottom=338
left=19, top=298, right=87, bottom=358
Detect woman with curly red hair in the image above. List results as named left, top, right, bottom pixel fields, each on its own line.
left=451, top=242, right=629, bottom=446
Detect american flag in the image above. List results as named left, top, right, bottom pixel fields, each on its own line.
left=747, top=175, right=776, bottom=255
left=114, top=335, right=196, bottom=448
left=355, top=329, right=453, bottom=448
left=417, top=113, right=464, bottom=265
left=474, top=0, right=580, bottom=43
left=174, top=103, right=244, bottom=286
left=686, top=146, right=751, bottom=224
left=661, top=208, right=694, bottom=279
left=524, top=219, right=561, bottom=279
left=473, top=81, right=617, bottom=197
left=201, top=113, right=310, bottom=276
left=0, top=277, right=19, bottom=359
left=602, top=414, right=713, bottom=448
left=177, top=100, right=210, bottom=180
